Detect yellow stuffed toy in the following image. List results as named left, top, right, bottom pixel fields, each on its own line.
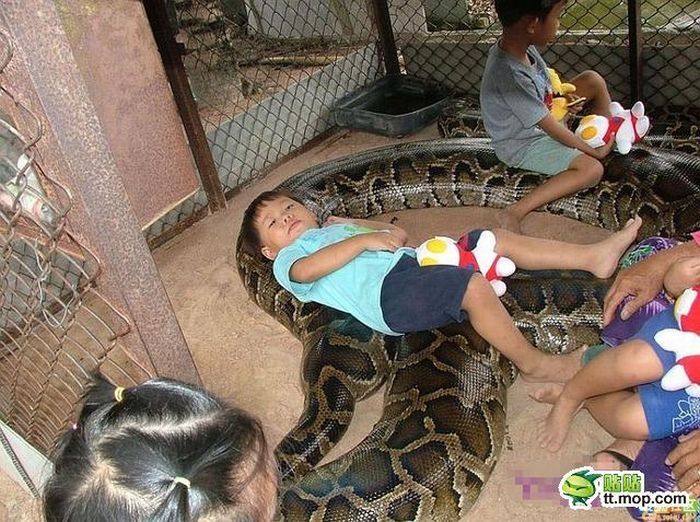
left=546, top=68, right=577, bottom=121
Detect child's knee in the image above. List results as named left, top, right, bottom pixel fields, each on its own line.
left=575, top=70, right=608, bottom=94
left=574, top=155, right=604, bottom=186
left=585, top=70, right=606, bottom=89
left=613, top=340, right=664, bottom=381
left=589, top=160, right=604, bottom=184
left=491, top=228, right=513, bottom=247
left=462, top=273, right=491, bottom=308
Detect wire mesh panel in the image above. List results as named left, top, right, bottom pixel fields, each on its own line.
left=171, top=0, right=383, bottom=192
left=392, top=0, right=699, bottom=110
left=639, top=0, right=700, bottom=110
left=0, top=29, right=152, bottom=468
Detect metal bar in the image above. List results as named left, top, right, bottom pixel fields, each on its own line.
left=628, top=0, right=643, bottom=102
left=0, top=0, right=201, bottom=385
left=369, top=0, right=401, bottom=76
left=143, top=0, right=227, bottom=213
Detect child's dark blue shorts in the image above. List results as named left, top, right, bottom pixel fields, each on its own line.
left=380, top=253, right=475, bottom=334
left=635, top=308, right=700, bottom=439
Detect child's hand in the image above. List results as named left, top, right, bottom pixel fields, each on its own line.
left=362, top=231, right=406, bottom=252
left=390, top=224, right=409, bottom=246
left=590, top=134, right=616, bottom=160
left=663, top=256, right=700, bottom=297
left=324, top=215, right=353, bottom=226
left=565, top=94, right=586, bottom=115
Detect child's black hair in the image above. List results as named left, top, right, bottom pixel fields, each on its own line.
left=43, top=375, right=278, bottom=521
left=495, top=0, right=564, bottom=27
left=238, top=190, right=303, bottom=260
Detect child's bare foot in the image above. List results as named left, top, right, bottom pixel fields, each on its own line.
left=536, top=391, right=582, bottom=452
left=497, top=208, right=522, bottom=233
left=520, top=347, right=584, bottom=384
left=592, top=216, right=643, bottom=278
left=529, top=383, right=563, bottom=404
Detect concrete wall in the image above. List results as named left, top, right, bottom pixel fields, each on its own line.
left=0, top=421, right=51, bottom=495
left=245, top=0, right=428, bottom=39
left=391, top=0, right=428, bottom=34
left=246, top=0, right=373, bottom=39
left=207, top=44, right=381, bottom=189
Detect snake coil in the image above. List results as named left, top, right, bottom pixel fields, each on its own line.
left=236, top=139, right=699, bottom=521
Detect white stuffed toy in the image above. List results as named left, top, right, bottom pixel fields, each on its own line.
left=656, top=286, right=700, bottom=397
left=415, top=230, right=516, bottom=297
left=575, top=101, right=650, bottom=154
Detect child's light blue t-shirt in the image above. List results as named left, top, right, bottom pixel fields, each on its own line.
left=272, top=223, right=414, bottom=335
left=480, top=43, right=552, bottom=166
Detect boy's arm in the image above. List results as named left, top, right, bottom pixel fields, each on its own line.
left=325, top=216, right=408, bottom=244
left=538, top=113, right=615, bottom=160
left=290, top=230, right=405, bottom=283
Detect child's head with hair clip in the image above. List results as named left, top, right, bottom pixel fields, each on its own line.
left=43, top=375, right=279, bottom=522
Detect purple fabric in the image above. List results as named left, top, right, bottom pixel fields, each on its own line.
left=601, top=296, right=671, bottom=346
left=618, top=237, right=681, bottom=267
left=627, top=436, right=678, bottom=521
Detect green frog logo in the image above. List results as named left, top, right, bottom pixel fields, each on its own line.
left=559, top=467, right=602, bottom=509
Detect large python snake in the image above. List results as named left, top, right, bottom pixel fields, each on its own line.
left=236, top=139, right=700, bottom=521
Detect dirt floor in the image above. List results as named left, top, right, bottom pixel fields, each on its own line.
left=0, top=125, right=631, bottom=521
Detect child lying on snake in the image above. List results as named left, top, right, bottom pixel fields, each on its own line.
left=240, top=190, right=642, bottom=384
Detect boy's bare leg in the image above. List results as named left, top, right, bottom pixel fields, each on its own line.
left=493, top=215, right=642, bottom=278
left=585, top=391, right=649, bottom=440
left=461, top=274, right=582, bottom=383
left=532, top=338, right=661, bottom=451
left=500, top=154, right=604, bottom=228
left=570, top=70, right=612, bottom=117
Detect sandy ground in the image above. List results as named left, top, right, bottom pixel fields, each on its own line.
left=0, top=125, right=632, bottom=521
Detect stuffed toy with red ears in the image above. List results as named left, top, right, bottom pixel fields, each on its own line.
left=575, top=101, right=650, bottom=155
left=657, top=286, right=700, bottom=396
left=415, top=230, right=516, bottom=296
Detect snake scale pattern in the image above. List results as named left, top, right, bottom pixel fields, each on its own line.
left=236, top=139, right=700, bottom=521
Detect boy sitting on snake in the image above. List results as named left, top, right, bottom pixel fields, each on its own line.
left=481, top=0, right=615, bottom=231
left=239, top=190, right=642, bottom=384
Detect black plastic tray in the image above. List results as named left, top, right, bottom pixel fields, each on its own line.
left=333, top=75, right=451, bottom=137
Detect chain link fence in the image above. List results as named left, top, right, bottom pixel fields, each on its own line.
left=397, top=0, right=699, bottom=124
left=171, top=0, right=384, bottom=194
left=0, top=28, right=151, bottom=489
left=146, top=1, right=697, bottom=245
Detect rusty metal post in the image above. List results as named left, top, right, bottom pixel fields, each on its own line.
left=628, top=0, right=643, bottom=102
left=0, top=0, right=201, bottom=385
left=144, top=0, right=227, bottom=212
left=370, top=0, right=401, bottom=76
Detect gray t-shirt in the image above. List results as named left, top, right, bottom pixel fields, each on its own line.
left=480, top=44, right=552, bottom=166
